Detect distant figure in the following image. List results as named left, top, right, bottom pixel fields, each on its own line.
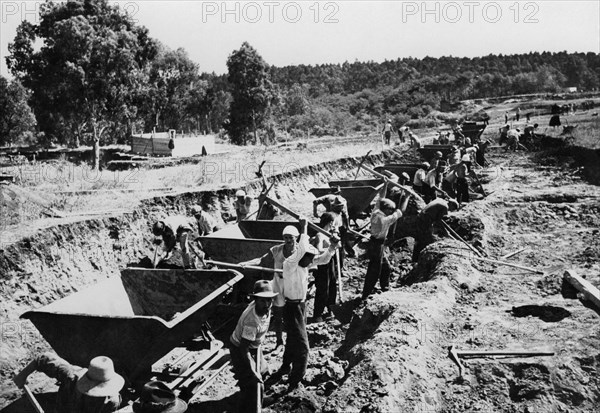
left=526, top=112, right=531, bottom=122
left=383, top=119, right=394, bottom=145
left=504, top=112, right=509, bottom=123
left=505, top=129, right=521, bottom=152
left=397, top=125, right=409, bottom=143
left=456, top=155, right=471, bottom=204
left=409, top=132, right=421, bottom=148
left=235, top=190, right=253, bottom=222
left=14, top=353, right=124, bottom=413
left=516, top=107, right=521, bottom=121
left=549, top=115, right=561, bottom=129
left=152, top=216, right=194, bottom=268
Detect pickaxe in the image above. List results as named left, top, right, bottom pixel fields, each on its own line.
left=354, top=150, right=373, bottom=180
left=448, top=345, right=554, bottom=380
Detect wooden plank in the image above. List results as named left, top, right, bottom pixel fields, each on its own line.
left=564, top=269, right=600, bottom=309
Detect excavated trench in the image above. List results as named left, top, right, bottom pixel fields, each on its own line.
left=2, top=138, right=600, bottom=413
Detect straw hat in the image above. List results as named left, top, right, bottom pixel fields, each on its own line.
left=235, top=189, right=246, bottom=197
left=76, top=356, right=125, bottom=397
left=133, top=381, right=187, bottom=413
left=251, top=280, right=278, bottom=299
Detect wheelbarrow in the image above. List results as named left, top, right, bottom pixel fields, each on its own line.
left=238, top=220, right=317, bottom=241
left=21, top=268, right=243, bottom=382
left=418, top=145, right=454, bottom=161
left=309, top=184, right=384, bottom=221
left=460, top=121, right=487, bottom=141
left=328, top=178, right=383, bottom=188
left=373, top=163, right=423, bottom=180
left=196, top=236, right=281, bottom=263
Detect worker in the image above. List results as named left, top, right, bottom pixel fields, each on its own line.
left=429, top=151, right=443, bottom=170
left=383, top=119, right=394, bottom=145
left=239, top=225, right=301, bottom=349
left=133, top=380, right=187, bottom=413
left=268, top=218, right=339, bottom=392
left=442, top=166, right=457, bottom=199
left=522, top=123, right=539, bottom=146
left=190, top=204, right=222, bottom=236
left=14, top=353, right=124, bottom=413
left=456, top=155, right=471, bottom=204
left=411, top=198, right=457, bottom=262
left=409, top=132, right=421, bottom=148
left=228, top=280, right=278, bottom=412
left=499, top=124, right=510, bottom=145
left=311, top=212, right=339, bottom=323
left=362, top=190, right=410, bottom=299
left=505, top=128, right=520, bottom=151
left=413, top=162, right=429, bottom=195
left=313, top=189, right=353, bottom=258
left=235, top=189, right=253, bottom=222
left=423, top=164, right=438, bottom=203
left=152, top=216, right=194, bottom=268
left=475, top=140, right=491, bottom=167
left=448, top=146, right=461, bottom=165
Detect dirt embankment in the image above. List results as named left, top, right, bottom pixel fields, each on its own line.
left=0, top=148, right=413, bottom=407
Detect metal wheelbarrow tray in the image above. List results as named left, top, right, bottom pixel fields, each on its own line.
left=328, top=178, right=383, bottom=188
left=373, top=163, right=423, bottom=180
left=418, top=145, right=454, bottom=161
left=461, top=121, right=487, bottom=141
left=21, top=268, right=243, bottom=381
left=197, top=236, right=281, bottom=263
left=238, top=220, right=317, bottom=241
left=309, top=184, right=383, bottom=221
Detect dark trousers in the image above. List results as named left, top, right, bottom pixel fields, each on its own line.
left=314, top=260, right=337, bottom=318
left=456, top=177, right=469, bottom=204
left=281, top=301, right=309, bottom=386
left=362, top=238, right=390, bottom=298
left=272, top=306, right=284, bottom=343
left=384, top=131, right=391, bottom=144
left=442, top=180, right=456, bottom=199
left=413, top=215, right=435, bottom=262
left=228, top=342, right=267, bottom=412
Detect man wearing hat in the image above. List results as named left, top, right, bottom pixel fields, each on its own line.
left=14, top=353, right=124, bottom=413
left=229, top=280, right=278, bottom=411
left=313, top=189, right=354, bottom=258
left=270, top=218, right=339, bottom=391
left=190, top=204, right=222, bottom=236
left=152, top=215, right=194, bottom=268
left=362, top=193, right=409, bottom=299
left=133, top=380, right=187, bottom=413
left=234, top=189, right=253, bottom=222
left=240, top=225, right=302, bottom=348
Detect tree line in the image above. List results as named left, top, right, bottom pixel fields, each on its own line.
left=2, top=0, right=599, bottom=157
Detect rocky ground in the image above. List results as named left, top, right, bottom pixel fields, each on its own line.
left=1, top=137, right=599, bottom=412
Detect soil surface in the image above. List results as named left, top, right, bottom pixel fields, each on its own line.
left=1, top=139, right=600, bottom=412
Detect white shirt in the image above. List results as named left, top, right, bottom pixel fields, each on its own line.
left=230, top=301, right=271, bottom=349
left=370, top=206, right=402, bottom=240
left=413, top=168, right=427, bottom=186
left=282, top=234, right=334, bottom=300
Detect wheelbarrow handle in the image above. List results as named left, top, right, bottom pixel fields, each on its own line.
left=264, top=197, right=333, bottom=238
left=23, top=385, right=45, bottom=413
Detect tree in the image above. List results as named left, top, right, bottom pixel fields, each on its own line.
left=6, top=0, right=157, bottom=169
left=226, top=42, right=276, bottom=145
left=0, top=76, right=37, bottom=146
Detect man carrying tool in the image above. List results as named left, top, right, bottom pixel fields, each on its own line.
left=14, top=353, right=124, bottom=413
left=152, top=215, right=194, bottom=268
left=235, top=189, right=254, bottom=222
left=229, top=280, right=278, bottom=412
left=310, top=212, right=339, bottom=323
left=239, top=225, right=301, bottom=349
left=313, top=188, right=354, bottom=258
left=362, top=190, right=410, bottom=299
left=268, top=218, right=339, bottom=392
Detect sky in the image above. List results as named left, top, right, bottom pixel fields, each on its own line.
left=1, top=0, right=599, bottom=77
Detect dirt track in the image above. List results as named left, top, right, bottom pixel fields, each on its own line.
left=1, top=140, right=600, bottom=412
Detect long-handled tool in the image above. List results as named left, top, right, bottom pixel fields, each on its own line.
left=469, top=170, right=487, bottom=197
left=23, top=385, right=44, bottom=413
left=441, top=221, right=485, bottom=258
left=354, top=150, right=372, bottom=180
left=335, top=250, right=343, bottom=302
left=256, top=345, right=262, bottom=412
left=448, top=345, right=554, bottom=380
left=204, top=259, right=283, bottom=274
